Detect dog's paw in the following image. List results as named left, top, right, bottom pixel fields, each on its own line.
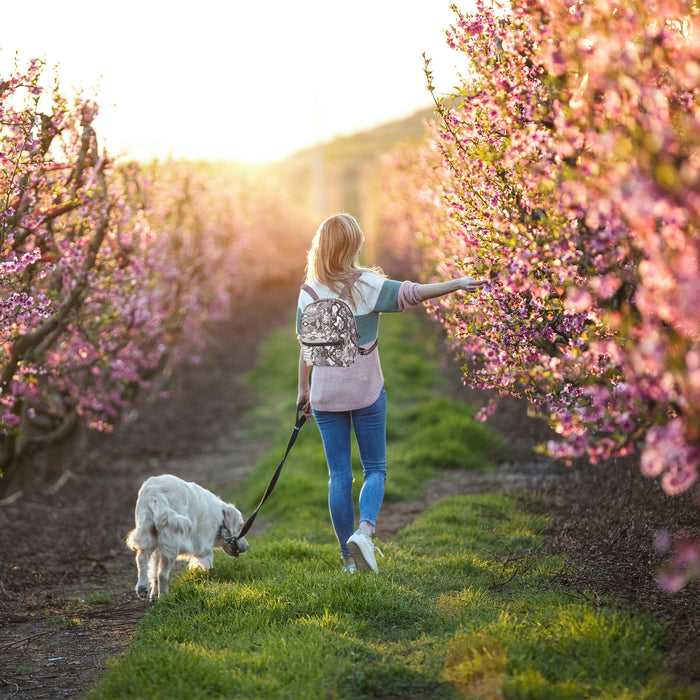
left=136, top=584, right=149, bottom=599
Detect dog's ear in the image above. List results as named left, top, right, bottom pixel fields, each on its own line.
left=224, top=504, right=244, bottom=535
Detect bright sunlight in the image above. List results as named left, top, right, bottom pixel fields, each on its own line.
left=0, top=0, right=466, bottom=163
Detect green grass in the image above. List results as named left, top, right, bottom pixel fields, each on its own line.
left=242, top=312, right=508, bottom=533
left=87, top=311, right=696, bottom=699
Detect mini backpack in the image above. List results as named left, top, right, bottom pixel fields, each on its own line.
left=299, top=272, right=377, bottom=367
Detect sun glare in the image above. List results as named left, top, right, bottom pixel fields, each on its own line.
left=0, top=1, right=464, bottom=164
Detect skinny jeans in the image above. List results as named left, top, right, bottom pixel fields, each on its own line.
left=313, top=388, right=387, bottom=559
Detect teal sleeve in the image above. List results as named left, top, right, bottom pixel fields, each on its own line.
left=372, top=280, right=402, bottom=313
left=355, top=314, right=379, bottom=345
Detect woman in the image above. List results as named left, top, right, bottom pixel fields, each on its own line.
left=296, top=213, right=484, bottom=574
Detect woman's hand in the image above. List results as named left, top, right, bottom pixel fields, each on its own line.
left=298, top=350, right=313, bottom=419
left=456, top=276, right=486, bottom=293
left=416, top=276, right=487, bottom=302
left=297, top=389, right=312, bottom=420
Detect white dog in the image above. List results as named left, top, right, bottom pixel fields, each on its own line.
left=126, top=474, right=249, bottom=599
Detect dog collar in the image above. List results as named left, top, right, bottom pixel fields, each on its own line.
left=221, top=508, right=242, bottom=557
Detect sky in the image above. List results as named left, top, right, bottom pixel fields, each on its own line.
left=1, top=1, right=469, bottom=164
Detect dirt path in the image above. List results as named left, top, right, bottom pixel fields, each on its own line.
left=0, top=289, right=698, bottom=698
left=0, top=286, right=296, bottom=698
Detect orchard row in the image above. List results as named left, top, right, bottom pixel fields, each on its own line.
left=378, top=0, right=699, bottom=501
left=375, top=0, right=699, bottom=590
left=0, top=58, right=310, bottom=481
left=2, top=0, right=698, bottom=585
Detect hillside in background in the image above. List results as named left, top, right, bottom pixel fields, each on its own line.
left=260, top=105, right=435, bottom=242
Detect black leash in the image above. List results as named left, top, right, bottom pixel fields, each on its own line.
left=225, top=404, right=307, bottom=555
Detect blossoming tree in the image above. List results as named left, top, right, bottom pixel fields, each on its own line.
left=0, top=58, right=309, bottom=489
left=376, top=0, right=699, bottom=584
left=414, top=0, right=700, bottom=492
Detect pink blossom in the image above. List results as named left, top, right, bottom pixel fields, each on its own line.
left=656, top=540, right=700, bottom=593
left=1, top=57, right=311, bottom=465
left=378, top=0, right=700, bottom=531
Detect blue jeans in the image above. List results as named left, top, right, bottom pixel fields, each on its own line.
left=313, top=388, right=387, bottom=559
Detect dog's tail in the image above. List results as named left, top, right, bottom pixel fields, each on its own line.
left=148, top=491, right=192, bottom=535
left=155, top=506, right=191, bottom=535
left=126, top=492, right=192, bottom=552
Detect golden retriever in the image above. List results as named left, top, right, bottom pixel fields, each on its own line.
left=126, top=474, right=248, bottom=599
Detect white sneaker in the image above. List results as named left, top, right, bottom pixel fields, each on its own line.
left=342, top=563, right=357, bottom=574
left=347, top=530, right=384, bottom=573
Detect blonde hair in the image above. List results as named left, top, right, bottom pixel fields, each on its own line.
left=305, top=213, right=383, bottom=306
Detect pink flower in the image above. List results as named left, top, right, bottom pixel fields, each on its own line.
left=590, top=274, right=622, bottom=300
left=565, top=286, right=593, bottom=312
left=656, top=540, right=700, bottom=593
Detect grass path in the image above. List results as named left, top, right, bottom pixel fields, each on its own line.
left=86, top=313, right=696, bottom=699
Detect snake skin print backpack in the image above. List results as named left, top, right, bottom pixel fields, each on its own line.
left=298, top=272, right=377, bottom=367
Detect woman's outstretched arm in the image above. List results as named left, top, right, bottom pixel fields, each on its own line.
left=416, top=276, right=485, bottom=301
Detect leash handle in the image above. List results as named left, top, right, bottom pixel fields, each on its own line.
left=227, top=405, right=307, bottom=551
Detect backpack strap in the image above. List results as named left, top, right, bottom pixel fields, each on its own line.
left=339, top=271, right=362, bottom=300
left=300, top=283, right=319, bottom=301
left=343, top=272, right=377, bottom=355
left=301, top=272, right=362, bottom=302
left=359, top=338, right=378, bottom=355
